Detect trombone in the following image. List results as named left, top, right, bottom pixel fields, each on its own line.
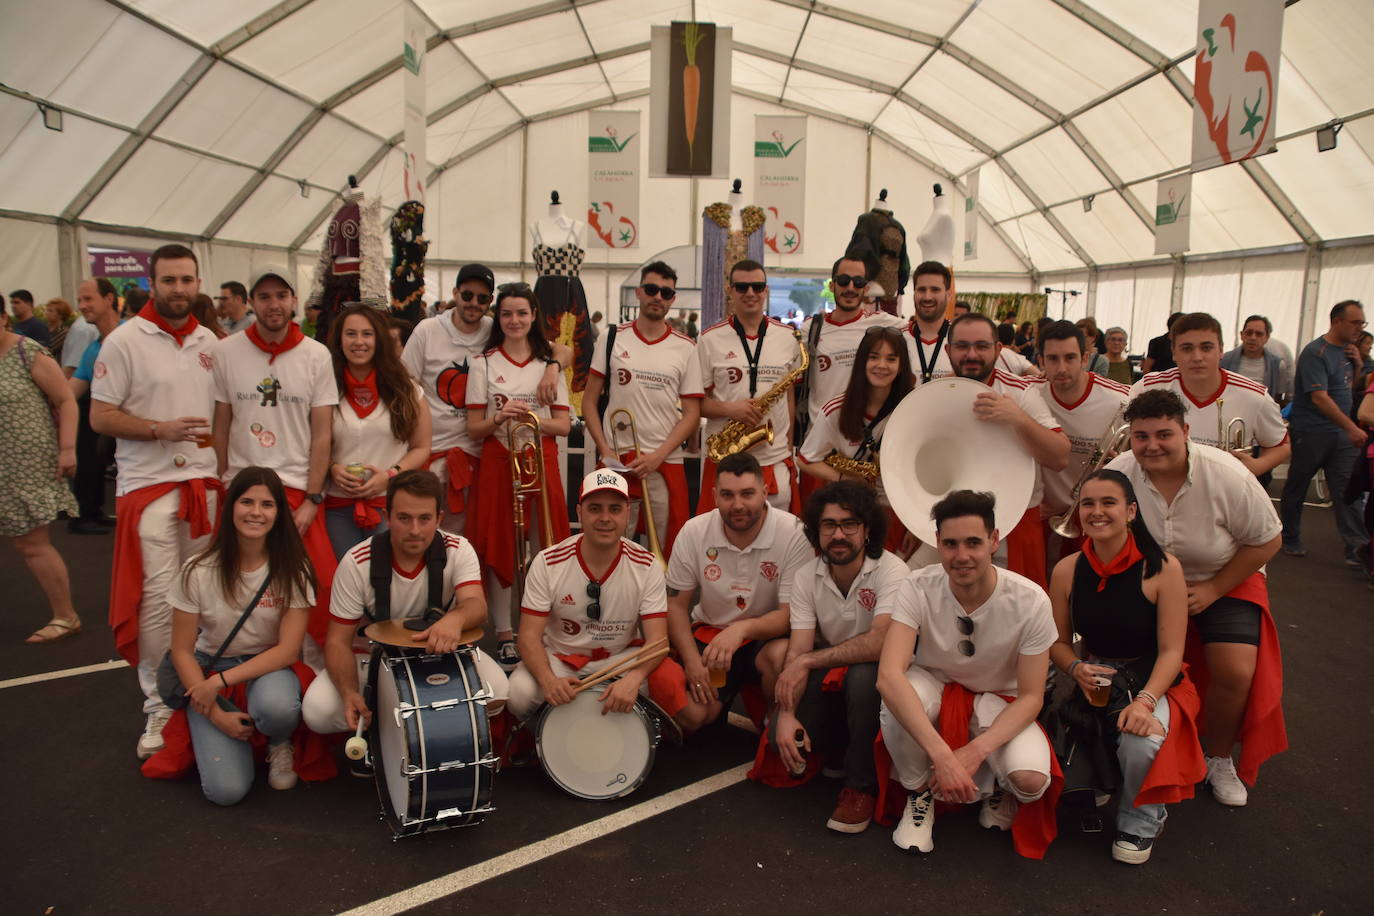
left=508, top=410, right=556, bottom=612
left=1050, top=422, right=1132, bottom=539
left=607, top=407, right=666, bottom=565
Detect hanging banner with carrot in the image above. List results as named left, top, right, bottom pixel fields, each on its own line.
left=587, top=110, right=641, bottom=249
left=649, top=22, right=732, bottom=178
left=753, top=115, right=806, bottom=256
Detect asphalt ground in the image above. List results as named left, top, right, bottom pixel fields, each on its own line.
left=2, top=500, right=1371, bottom=915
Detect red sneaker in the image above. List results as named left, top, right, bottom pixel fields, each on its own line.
left=826, top=786, right=875, bottom=834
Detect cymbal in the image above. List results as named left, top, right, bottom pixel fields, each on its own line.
left=364, top=619, right=485, bottom=649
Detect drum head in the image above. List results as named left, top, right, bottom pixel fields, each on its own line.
left=373, top=653, right=411, bottom=828
left=536, top=687, right=654, bottom=800
left=365, top=619, right=485, bottom=648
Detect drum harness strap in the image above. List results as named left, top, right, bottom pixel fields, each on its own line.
left=363, top=531, right=449, bottom=629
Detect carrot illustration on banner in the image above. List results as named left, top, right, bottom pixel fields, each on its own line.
left=682, top=22, right=704, bottom=169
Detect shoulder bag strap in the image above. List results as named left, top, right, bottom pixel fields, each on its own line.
left=206, top=573, right=274, bottom=667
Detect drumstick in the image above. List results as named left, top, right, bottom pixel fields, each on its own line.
left=344, top=717, right=368, bottom=761
left=574, top=638, right=670, bottom=694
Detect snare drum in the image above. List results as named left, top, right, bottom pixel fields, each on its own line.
left=369, top=643, right=496, bottom=837
left=534, top=683, right=663, bottom=800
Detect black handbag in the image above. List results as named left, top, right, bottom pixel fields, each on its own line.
left=156, top=574, right=273, bottom=709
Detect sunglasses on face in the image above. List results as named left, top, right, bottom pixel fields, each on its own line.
left=832, top=275, right=865, bottom=288
left=459, top=290, right=493, bottom=305
left=585, top=581, right=602, bottom=621
left=732, top=282, right=767, bottom=294
left=956, top=614, right=975, bottom=657
left=640, top=283, right=676, bottom=300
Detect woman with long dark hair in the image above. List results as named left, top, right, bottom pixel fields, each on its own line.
left=1048, top=468, right=1199, bottom=864
left=466, top=283, right=572, bottom=669
left=168, top=466, right=317, bottom=805
left=324, top=304, right=431, bottom=557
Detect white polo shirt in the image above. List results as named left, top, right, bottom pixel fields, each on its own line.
left=902, top=321, right=954, bottom=384
left=789, top=550, right=908, bottom=647
left=212, top=331, right=337, bottom=492
left=1030, top=372, right=1131, bottom=516
left=401, top=314, right=492, bottom=457
left=327, top=382, right=422, bottom=499
left=591, top=321, right=703, bottom=460
left=666, top=506, right=813, bottom=628
left=169, top=560, right=314, bottom=658
left=1106, top=441, right=1282, bottom=582
left=1130, top=369, right=1288, bottom=450
left=91, top=315, right=219, bottom=495
left=465, top=347, right=569, bottom=423
left=330, top=531, right=482, bottom=629
left=891, top=565, right=1057, bottom=696
left=698, top=316, right=803, bottom=466
left=521, top=535, right=665, bottom=657
left=804, top=309, right=906, bottom=421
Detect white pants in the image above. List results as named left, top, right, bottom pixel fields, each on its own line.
left=628, top=471, right=670, bottom=552
left=428, top=452, right=474, bottom=535
left=879, top=665, right=1051, bottom=802
left=301, top=648, right=509, bottom=734
left=135, top=487, right=218, bottom=715
left=507, top=646, right=651, bottom=721
left=765, top=463, right=793, bottom=513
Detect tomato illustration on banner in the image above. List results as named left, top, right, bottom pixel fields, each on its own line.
left=754, top=114, right=806, bottom=256
left=1191, top=0, right=1282, bottom=171
left=764, top=206, right=801, bottom=255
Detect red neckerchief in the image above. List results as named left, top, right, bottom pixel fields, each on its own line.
left=137, top=302, right=198, bottom=348
left=343, top=368, right=380, bottom=418
left=245, top=321, right=306, bottom=364
left=1084, top=531, right=1143, bottom=592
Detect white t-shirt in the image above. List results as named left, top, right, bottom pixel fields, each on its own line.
left=789, top=551, right=908, bottom=647
left=327, top=382, right=422, bottom=499
left=890, top=565, right=1057, bottom=696
left=666, top=506, right=814, bottom=628
left=522, top=535, right=666, bottom=656
left=591, top=321, right=704, bottom=460
left=804, top=309, right=906, bottom=421
left=401, top=314, right=493, bottom=457
left=1236, top=354, right=1268, bottom=387
left=1129, top=369, right=1288, bottom=450
left=799, top=395, right=893, bottom=502
left=1030, top=372, right=1131, bottom=515
left=698, top=317, right=803, bottom=465
left=1106, top=441, right=1282, bottom=582
left=902, top=321, right=955, bottom=384
left=465, top=347, right=570, bottom=423
left=91, top=315, right=219, bottom=495
left=212, top=332, right=337, bottom=491
left=170, top=560, right=314, bottom=658
left=998, top=347, right=1035, bottom=376
left=329, top=532, right=483, bottom=640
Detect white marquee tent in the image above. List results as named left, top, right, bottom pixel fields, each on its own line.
left=2, top=0, right=1372, bottom=353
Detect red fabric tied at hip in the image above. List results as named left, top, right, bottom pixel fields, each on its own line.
left=322, top=494, right=386, bottom=530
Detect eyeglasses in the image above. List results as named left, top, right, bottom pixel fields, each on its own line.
left=585, top=581, right=602, bottom=621
left=640, top=283, right=676, bottom=301
left=832, top=274, right=865, bottom=288
left=732, top=282, right=767, bottom=294
left=948, top=340, right=995, bottom=352
left=459, top=290, right=493, bottom=305
left=956, top=614, right=975, bottom=657
left=818, top=518, right=862, bottom=535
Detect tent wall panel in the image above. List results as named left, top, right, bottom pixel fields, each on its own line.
left=0, top=217, right=61, bottom=303
left=1319, top=245, right=1374, bottom=324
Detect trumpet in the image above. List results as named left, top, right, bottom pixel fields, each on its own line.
left=1216, top=398, right=1248, bottom=452
left=1050, top=422, right=1131, bottom=539
left=508, top=410, right=556, bottom=612
left=608, top=407, right=666, bottom=566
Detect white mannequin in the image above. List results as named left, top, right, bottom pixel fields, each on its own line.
left=916, top=183, right=955, bottom=265
left=530, top=190, right=586, bottom=249
left=727, top=179, right=745, bottom=232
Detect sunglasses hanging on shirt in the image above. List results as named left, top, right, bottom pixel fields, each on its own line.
left=956, top=614, right=976, bottom=657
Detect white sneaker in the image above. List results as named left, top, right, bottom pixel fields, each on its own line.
left=978, top=787, right=1018, bottom=831
left=136, top=709, right=172, bottom=760
left=891, top=789, right=935, bottom=853
left=1205, top=755, right=1248, bottom=806
left=267, top=742, right=297, bottom=790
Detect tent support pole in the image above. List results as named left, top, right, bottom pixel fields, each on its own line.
left=519, top=122, right=530, bottom=284
left=1298, top=246, right=1322, bottom=346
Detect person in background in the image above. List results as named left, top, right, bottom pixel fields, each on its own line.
left=215, top=282, right=254, bottom=335
left=1103, top=326, right=1136, bottom=385
left=1141, top=312, right=1184, bottom=375
left=301, top=302, right=322, bottom=339
left=996, top=322, right=1038, bottom=376
left=1353, top=330, right=1373, bottom=417
left=122, top=286, right=149, bottom=320
left=1220, top=315, right=1284, bottom=403
left=954, top=302, right=972, bottom=318
left=8, top=289, right=52, bottom=348
left=59, top=306, right=98, bottom=381
left=1014, top=320, right=1034, bottom=350
left=1023, top=316, right=1052, bottom=361
left=1076, top=319, right=1110, bottom=376
left=687, top=311, right=699, bottom=339
left=43, top=298, right=75, bottom=364
left=68, top=278, right=123, bottom=534
left=192, top=293, right=226, bottom=340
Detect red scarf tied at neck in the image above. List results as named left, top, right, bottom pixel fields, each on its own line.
left=137, top=301, right=199, bottom=348
left=1084, top=531, right=1144, bottom=592
left=245, top=321, right=306, bottom=364
left=344, top=368, right=380, bottom=418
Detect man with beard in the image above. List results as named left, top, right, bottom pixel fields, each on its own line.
left=948, top=314, right=1069, bottom=588
left=211, top=267, right=338, bottom=648
left=584, top=261, right=704, bottom=555
left=91, top=245, right=222, bottom=759
left=902, top=261, right=957, bottom=385
left=763, top=481, right=908, bottom=834
left=666, top=452, right=813, bottom=722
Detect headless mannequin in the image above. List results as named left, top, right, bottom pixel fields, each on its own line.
left=915, top=184, right=955, bottom=266
left=531, top=190, right=586, bottom=250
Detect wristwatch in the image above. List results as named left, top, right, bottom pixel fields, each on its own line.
left=307, top=492, right=324, bottom=505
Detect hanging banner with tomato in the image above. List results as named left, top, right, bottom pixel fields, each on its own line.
left=754, top=115, right=806, bottom=256
left=587, top=110, right=641, bottom=249
left=649, top=23, right=732, bottom=178
left=1191, top=0, right=1283, bottom=172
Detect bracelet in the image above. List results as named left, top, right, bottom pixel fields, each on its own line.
left=1067, top=659, right=1083, bottom=676
left=219, top=671, right=229, bottom=689
left=549, top=359, right=563, bottom=371
left=149, top=422, right=159, bottom=441
left=387, top=466, right=400, bottom=479
left=1135, top=690, right=1158, bottom=709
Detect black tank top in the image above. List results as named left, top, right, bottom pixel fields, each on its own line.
left=1070, top=554, right=1158, bottom=664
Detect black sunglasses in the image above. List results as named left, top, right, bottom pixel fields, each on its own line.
left=732, top=282, right=767, bottom=294
left=585, top=581, right=601, bottom=621
left=832, top=274, right=865, bottom=288
left=459, top=290, right=493, bottom=305
left=956, top=614, right=975, bottom=657
left=640, top=283, right=676, bottom=300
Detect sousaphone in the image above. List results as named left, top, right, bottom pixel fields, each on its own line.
left=880, top=377, right=1035, bottom=545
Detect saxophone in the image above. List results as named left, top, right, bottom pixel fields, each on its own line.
left=705, top=329, right=809, bottom=462
left=823, top=452, right=880, bottom=484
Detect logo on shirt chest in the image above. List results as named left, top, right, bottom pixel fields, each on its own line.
left=561, top=618, right=582, bottom=635
left=704, top=563, right=722, bottom=581
left=616, top=368, right=633, bottom=386
left=726, top=367, right=744, bottom=384
left=759, top=561, right=779, bottom=582
left=559, top=593, right=576, bottom=606
left=494, top=393, right=509, bottom=411
left=198, top=353, right=214, bottom=372
left=818, top=354, right=832, bottom=372
left=857, top=587, right=876, bottom=610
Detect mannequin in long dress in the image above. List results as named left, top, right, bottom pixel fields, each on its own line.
left=701, top=179, right=766, bottom=326
left=530, top=191, right=594, bottom=411
left=846, top=188, right=910, bottom=317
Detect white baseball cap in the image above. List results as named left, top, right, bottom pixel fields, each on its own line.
left=579, top=468, right=630, bottom=501
left=249, top=265, right=295, bottom=296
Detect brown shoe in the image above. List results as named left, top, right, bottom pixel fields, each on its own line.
left=826, top=786, right=874, bottom=834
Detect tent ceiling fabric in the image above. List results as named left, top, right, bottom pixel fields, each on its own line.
left=2, top=0, right=1371, bottom=272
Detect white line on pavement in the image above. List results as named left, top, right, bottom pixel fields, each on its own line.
left=0, top=659, right=129, bottom=690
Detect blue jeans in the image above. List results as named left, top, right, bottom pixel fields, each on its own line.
left=185, top=653, right=301, bottom=806
left=1279, top=428, right=1368, bottom=558
left=1115, top=695, right=1171, bottom=839
left=325, top=506, right=388, bottom=560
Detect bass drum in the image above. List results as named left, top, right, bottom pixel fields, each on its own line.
left=369, top=643, right=495, bottom=838
left=535, top=684, right=661, bottom=800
